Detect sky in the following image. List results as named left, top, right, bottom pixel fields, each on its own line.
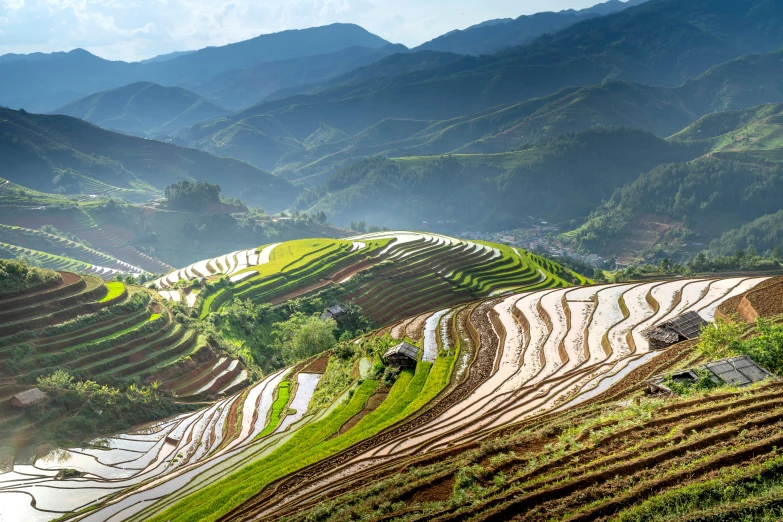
left=0, top=0, right=610, bottom=62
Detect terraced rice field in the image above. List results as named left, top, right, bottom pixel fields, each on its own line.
left=150, top=232, right=585, bottom=325
left=168, top=276, right=766, bottom=521
left=0, top=224, right=144, bottom=278
left=10, top=275, right=767, bottom=522
left=0, top=272, right=246, bottom=446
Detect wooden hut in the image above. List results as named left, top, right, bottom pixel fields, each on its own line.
left=641, top=311, right=709, bottom=350
left=9, top=388, right=47, bottom=408
left=383, top=342, right=419, bottom=370
left=320, top=305, right=346, bottom=321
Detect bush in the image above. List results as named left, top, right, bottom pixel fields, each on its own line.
left=0, top=258, right=61, bottom=297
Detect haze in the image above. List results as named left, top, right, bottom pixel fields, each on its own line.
left=1, top=0, right=610, bottom=61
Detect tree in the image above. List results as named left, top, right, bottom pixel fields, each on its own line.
left=272, top=313, right=337, bottom=365
left=164, top=181, right=221, bottom=212
left=773, top=246, right=783, bottom=262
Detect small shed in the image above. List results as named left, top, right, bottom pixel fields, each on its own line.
left=9, top=388, right=47, bottom=408
left=648, top=355, right=775, bottom=394
left=383, top=342, right=419, bottom=370
left=642, top=311, right=709, bottom=350
left=320, top=305, right=346, bottom=321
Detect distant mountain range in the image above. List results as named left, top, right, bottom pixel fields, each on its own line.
left=415, top=0, right=647, bottom=55
left=52, top=82, right=229, bottom=138
left=0, top=24, right=391, bottom=113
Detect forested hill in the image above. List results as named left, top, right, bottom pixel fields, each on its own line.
left=0, top=107, right=300, bottom=210
left=296, top=127, right=700, bottom=230
left=567, top=103, right=783, bottom=260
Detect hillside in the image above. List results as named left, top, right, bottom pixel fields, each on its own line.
left=148, top=231, right=586, bottom=325
left=0, top=107, right=300, bottom=210
left=415, top=0, right=646, bottom=55
left=565, top=103, right=783, bottom=262
left=295, top=127, right=700, bottom=230
left=175, top=0, right=783, bottom=171
left=192, top=44, right=408, bottom=111
left=0, top=265, right=247, bottom=446
left=52, top=82, right=229, bottom=138
left=16, top=271, right=774, bottom=521
left=0, top=24, right=391, bottom=112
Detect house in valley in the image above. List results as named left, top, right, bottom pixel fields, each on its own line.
left=320, top=305, right=346, bottom=321
left=9, top=388, right=47, bottom=408
left=384, top=342, right=419, bottom=370
left=641, top=311, right=709, bottom=350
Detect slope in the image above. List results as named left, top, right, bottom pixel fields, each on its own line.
left=415, top=0, right=647, bottom=55
left=52, top=82, right=229, bottom=138
left=568, top=103, right=783, bottom=260
left=297, top=127, right=700, bottom=230
left=180, top=0, right=783, bottom=160
left=0, top=107, right=300, bottom=210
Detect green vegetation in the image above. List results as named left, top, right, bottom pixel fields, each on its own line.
left=256, top=380, right=291, bottom=438
left=699, top=318, right=783, bottom=376
left=99, top=282, right=125, bottom=302
left=0, top=258, right=61, bottom=298
left=164, top=180, right=222, bottom=212
left=34, top=370, right=188, bottom=446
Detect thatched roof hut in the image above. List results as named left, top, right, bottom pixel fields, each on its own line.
left=10, top=388, right=47, bottom=408
left=384, top=342, right=419, bottom=370
left=642, top=311, right=709, bottom=350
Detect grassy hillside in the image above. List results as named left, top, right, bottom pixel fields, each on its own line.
left=53, top=81, right=229, bottom=138
left=0, top=107, right=300, bottom=210
left=295, top=127, right=700, bottom=230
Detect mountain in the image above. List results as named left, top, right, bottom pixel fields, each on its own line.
left=0, top=107, right=299, bottom=210
left=415, top=0, right=647, bottom=55
left=138, top=50, right=196, bottom=64
left=0, top=24, right=391, bottom=112
left=52, top=82, right=229, bottom=137
left=295, top=127, right=699, bottom=230
left=567, top=103, right=783, bottom=260
left=176, top=0, right=783, bottom=174
left=175, top=44, right=783, bottom=184
left=191, top=44, right=407, bottom=110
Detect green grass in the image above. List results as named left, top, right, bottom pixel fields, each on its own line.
left=148, top=347, right=457, bottom=522
left=99, top=282, right=125, bottom=303
left=256, top=380, right=291, bottom=439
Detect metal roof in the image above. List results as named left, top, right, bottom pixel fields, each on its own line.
left=650, top=355, right=775, bottom=389
left=702, top=355, right=775, bottom=386
left=384, top=342, right=420, bottom=360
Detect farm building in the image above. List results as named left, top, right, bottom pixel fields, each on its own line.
left=384, top=342, right=420, bottom=370
left=9, top=388, right=47, bottom=408
left=648, top=355, right=775, bottom=394
left=320, top=305, right=346, bottom=321
left=641, top=311, right=709, bottom=350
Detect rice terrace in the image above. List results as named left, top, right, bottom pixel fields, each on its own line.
left=4, top=0, right=783, bottom=520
